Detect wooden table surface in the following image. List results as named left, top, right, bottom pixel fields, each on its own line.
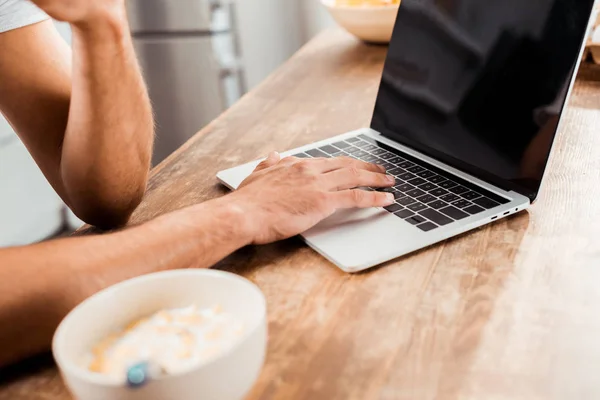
left=2, top=28, right=600, bottom=400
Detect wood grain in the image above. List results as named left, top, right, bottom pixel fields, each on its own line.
left=2, top=28, right=600, bottom=400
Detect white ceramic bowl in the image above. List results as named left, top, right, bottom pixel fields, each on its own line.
left=321, top=0, right=400, bottom=44
left=52, top=270, right=267, bottom=400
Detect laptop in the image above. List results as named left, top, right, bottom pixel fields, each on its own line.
left=218, top=0, right=595, bottom=273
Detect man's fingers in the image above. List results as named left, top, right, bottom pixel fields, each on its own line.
left=323, top=167, right=394, bottom=191
left=329, top=189, right=395, bottom=209
left=254, top=151, right=281, bottom=171
left=310, top=156, right=386, bottom=174
left=280, top=155, right=300, bottom=165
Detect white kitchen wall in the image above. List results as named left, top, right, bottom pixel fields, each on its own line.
left=54, top=20, right=71, bottom=43
left=237, top=0, right=334, bottom=89
left=236, top=0, right=302, bottom=89
left=300, top=0, right=335, bottom=40
left=0, top=136, right=64, bottom=246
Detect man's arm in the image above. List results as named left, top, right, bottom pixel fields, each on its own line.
left=0, top=2, right=153, bottom=228
left=0, top=154, right=395, bottom=367
left=0, top=196, right=249, bottom=367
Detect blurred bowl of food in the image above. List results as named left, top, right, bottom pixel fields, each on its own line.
left=53, top=270, right=267, bottom=400
left=321, top=0, right=400, bottom=44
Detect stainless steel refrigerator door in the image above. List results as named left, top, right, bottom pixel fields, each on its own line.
left=133, top=36, right=226, bottom=164
left=126, top=0, right=217, bottom=33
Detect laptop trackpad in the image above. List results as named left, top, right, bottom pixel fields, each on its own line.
left=303, top=207, right=420, bottom=270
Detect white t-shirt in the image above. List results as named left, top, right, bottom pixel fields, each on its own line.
left=0, top=0, right=47, bottom=34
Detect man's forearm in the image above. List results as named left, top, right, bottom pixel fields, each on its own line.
left=62, top=9, right=154, bottom=227
left=0, top=197, right=252, bottom=368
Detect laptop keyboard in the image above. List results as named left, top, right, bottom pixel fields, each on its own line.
left=294, top=134, right=509, bottom=233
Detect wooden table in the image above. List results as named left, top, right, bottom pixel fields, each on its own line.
left=2, top=28, right=600, bottom=400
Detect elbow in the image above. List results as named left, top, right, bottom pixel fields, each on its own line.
left=69, top=187, right=146, bottom=230
left=60, top=144, right=152, bottom=229
left=72, top=203, right=137, bottom=230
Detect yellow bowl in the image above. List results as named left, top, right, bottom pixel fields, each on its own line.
left=321, top=0, right=400, bottom=44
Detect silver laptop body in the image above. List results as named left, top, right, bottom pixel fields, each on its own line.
left=217, top=0, right=594, bottom=272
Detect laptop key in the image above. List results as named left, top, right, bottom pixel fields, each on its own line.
left=416, top=170, right=436, bottom=179
left=440, top=193, right=460, bottom=203
left=394, top=192, right=406, bottom=200
left=398, top=172, right=416, bottom=181
left=378, top=187, right=396, bottom=193
left=407, top=202, right=428, bottom=212
left=419, top=208, right=453, bottom=226
left=363, top=145, right=378, bottom=152
left=473, top=197, right=500, bottom=209
left=428, top=175, right=446, bottom=184
left=398, top=161, right=414, bottom=169
left=388, top=157, right=404, bottom=164
left=380, top=162, right=395, bottom=169
left=406, top=165, right=426, bottom=174
left=430, top=188, right=449, bottom=197
left=387, top=167, right=405, bottom=176
left=439, top=206, right=469, bottom=220
left=372, top=148, right=387, bottom=156
left=417, top=222, right=438, bottom=232
left=406, top=215, right=427, bottom=225
left=461, top=191, right=482, bottom=200
left=395, top=183, right=414, bottom=192
left=345, top=146, right=362, bottom=154
left=346, top=137, right=361, bottom=143
left=379, top=153, right=396, bottom=160
left=407, top=178, right=427, bottom=187
left=416, top=194, right=436, bottom=204
left=464, top=205, right=485, bottom=215
left=452, top=199, right=472, bottom=209
left=319, top=145, right=341, bottom=154
left=438, top=180, right=458, bottom=189
left=333, top=141, right=351, bottom=149
left=405, top=188, right=426, bottom=198
left=354, top=141, right=371, bottom=149
left=448, top=185, right=469, bottom=195
left=394, top=209, right=414, bottom=219
left=428, top=200, right=448, bottom=209
left=294, top=153, right=311, bottom=158
left=362, top=155, right=379, bottom=163
left=418, top=182, right=436, bottom=191
left=306, top=148, right=328, bottom=158
left=354, top=150, right=369, bottom=158
left=384, top=203, right=404, bottom=213
left=396, top=196, right=417, bottom=206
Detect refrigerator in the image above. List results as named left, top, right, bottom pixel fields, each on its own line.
left=126, top=0, right=246, bottom=165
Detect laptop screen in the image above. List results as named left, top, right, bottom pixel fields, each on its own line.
left=371, top=0, right=595, bottom=201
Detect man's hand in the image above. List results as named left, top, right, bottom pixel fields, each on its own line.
left=231, top=153, right=396, bottom=245
left=30, top=0, right=124, bottom=25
